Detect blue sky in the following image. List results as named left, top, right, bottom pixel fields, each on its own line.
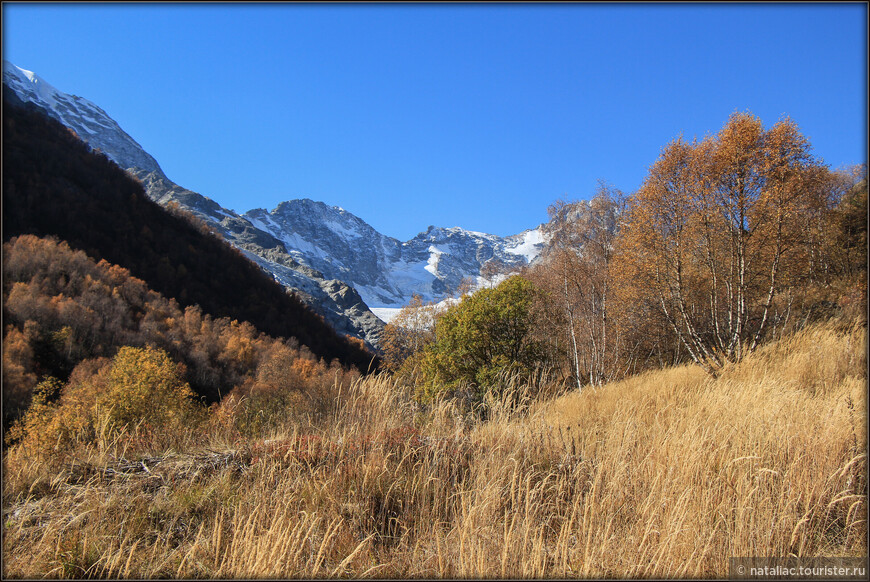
left=3, top=2, right=867, bottom=241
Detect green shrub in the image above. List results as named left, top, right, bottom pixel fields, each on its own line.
left=419, top=276, right=545, bottom=402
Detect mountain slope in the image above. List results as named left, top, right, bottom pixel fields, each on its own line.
left=3, top=61, right=386, bottom=346
left=2, top=62, right=162, bottom=175
left=2, top=92, right=376, bottom=373
left=3, top=61, right=546, bottom=344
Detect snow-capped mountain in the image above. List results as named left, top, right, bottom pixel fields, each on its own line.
left=3, top=62, right=162, bottom=176
left=245, top=200, right=545, bottom=308
left=3, top=61, right=546, bottom=346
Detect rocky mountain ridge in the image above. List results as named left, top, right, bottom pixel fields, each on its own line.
left=3, top=61, right=546, bottom=347
left=244, top=199, right=544, bottom=308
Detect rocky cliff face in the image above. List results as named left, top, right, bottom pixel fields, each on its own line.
left=3, top=61, right=546, bottom=348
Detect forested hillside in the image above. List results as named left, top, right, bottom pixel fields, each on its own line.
left=2, top=95, right=375, bottom=389
left=2, top=235, right=365, bottom=428
left=2, top=95, right=379, bottom=432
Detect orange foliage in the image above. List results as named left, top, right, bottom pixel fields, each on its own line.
left=614, top=112, right=837, bottom=371
left=3, top=234, right=368, bottom=433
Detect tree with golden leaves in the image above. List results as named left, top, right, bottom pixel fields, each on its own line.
left=616, top=112, right=833, bottom=372
left=533, top=182, right=627, bottom=389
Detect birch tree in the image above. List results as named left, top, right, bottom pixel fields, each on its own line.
left=540, top=183, right=625, bottom=388
left=617, top=112, right=828, bottom=373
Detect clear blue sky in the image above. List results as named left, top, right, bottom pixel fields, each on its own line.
left=3, top=2, right=867, bottom=241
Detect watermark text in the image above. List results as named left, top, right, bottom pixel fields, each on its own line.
left=730, top=557, right=867, bottom=579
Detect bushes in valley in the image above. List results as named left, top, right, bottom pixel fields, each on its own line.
left=1, top=320, right=864, bottom=578
left=6, top=336, right=361, bottom=468
left=416, top=276, right=546, bottom=404
left=211, top=342, right=360, bottom=438
left=1, top=235, right=363, bottom=436
left=99, top=346, right=200, bottom=430
left=6, top=346, right=202, bottom=465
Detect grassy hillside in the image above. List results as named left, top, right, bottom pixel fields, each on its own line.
left=3, top=319, right=864, bottom=578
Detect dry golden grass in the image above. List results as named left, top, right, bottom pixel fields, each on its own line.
left=516, top=320, right=867, bottom=576
left=2, top=320, right=866, bottom=578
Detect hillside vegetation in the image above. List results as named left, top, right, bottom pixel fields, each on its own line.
left=2, top=95, right=376, bottom=389
left=2, top=235, right=363, bottom=428
left=382, top=112, right=866, bottom=402
left=1, top=320, right=865, bottom=578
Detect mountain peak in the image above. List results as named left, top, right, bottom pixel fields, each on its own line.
left=3, top=60, right=163, bottom=176
left=4, top=61, right=58, bottom=105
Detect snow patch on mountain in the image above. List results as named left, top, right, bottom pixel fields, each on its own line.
left=370, top=307, right=402, bottom=324
left=425, top=246, right=443, bottom=276
left=505, top=228, right=545, bottom=261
